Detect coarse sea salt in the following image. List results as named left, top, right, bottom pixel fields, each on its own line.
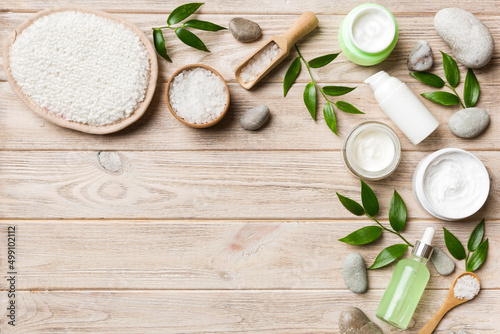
left=168, top=68, right=227, bottom=124
left=9, top=11, right=150, bottom=126
left=240, top=42, right=281, bottom=83
left=454, top=275, right=480, bottom=300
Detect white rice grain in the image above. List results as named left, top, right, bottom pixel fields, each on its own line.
left=9, top=11, right=150, bottom=126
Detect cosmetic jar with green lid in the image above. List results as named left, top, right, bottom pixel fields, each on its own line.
left=339, top=4, right=399, bottom=66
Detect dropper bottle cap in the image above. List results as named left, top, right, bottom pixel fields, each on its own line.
left=412, top=227, right=434, bottom=259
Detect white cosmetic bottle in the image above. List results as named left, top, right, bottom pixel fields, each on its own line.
left=365, top=71, right=439, bottom=145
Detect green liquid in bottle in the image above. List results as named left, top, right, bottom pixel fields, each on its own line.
left=376, top=254, right=430, bottom=330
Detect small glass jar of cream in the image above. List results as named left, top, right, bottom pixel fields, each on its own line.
left=342, top=121, right=401, bottom=181
left=413, top=148, right=490, bottom=221
left=338, top=4, right=399, bottom=66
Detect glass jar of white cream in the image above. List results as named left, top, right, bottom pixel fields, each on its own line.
left=412, top=148, right=490, bottom=221
left=342, top=121, right=401, bottom=180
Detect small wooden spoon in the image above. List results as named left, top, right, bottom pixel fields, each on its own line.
left=418, top=272, right=480, bottom=334
left=234, top=11, right=318, bottom=90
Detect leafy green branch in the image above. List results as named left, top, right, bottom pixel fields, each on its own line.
left=443, top=219, right=488, bottom=272
left=337, top=180, right=413, bottom=269
left=283, top=45, right=364, bottom=135
left=410, top=51, right=480, bottom=109
left=152, top=3, right=226, bottom=62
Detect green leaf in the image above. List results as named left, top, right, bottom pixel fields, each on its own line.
left=361, top=180, right=379, bottom=217
left=441, top=51, right=460, bottom=88
left=410, top=72, right=445, bottom=88
left=308, top=53, right=340, bottom=68
left=303, top=82, right=316, bottom=120
left=389, top=190, right=407, bottom=232
left=336, top=193, right=364, bottom=216
left=175, top=27, right=210, bottom=52
left=464, top=68, right=480, bottom=108
left=468, top=219, right=485, bottom=252
left=339, top=226, right=382, bottom=245
left=167, top=2, right=204, bottom=25
left=183, top=19, right=226, bottom=31
left=152, top=29, right=172, bottom=62
left=323, top=102, right=337, bottom=135
left=322, top=86, right=356, bottom=97
left=466, top=239, right=488, bottom=272
left=421, top=91, right=461, bottom=105
left=443, top=227, right=466, bottom=260
left=369, top=244, right=408, bottom=269
left=283, top=57, right=301, bottom=97
left=335, top=101, right=364, bottom=114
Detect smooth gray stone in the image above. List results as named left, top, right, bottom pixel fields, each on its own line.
left=343, top=253, right=368, bottom=294
left=449, top=107, right=490, bottom=138
left=240, top=105, right=270, bottom=130
left=448, top=331, right=472, bottom=334
left=339, top=307, right=383, bottom=334
left=434, top=8, right=494, bottom=68
left=229, top=18, right=262, bottom=42
left=407, top=40, right=434, bottom=71
left=431, top=246, right=456, bottom=276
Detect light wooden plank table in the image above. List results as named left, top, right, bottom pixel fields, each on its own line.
left=0, top=1, right=498, bottom=333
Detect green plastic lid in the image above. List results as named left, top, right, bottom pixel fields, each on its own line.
left=339, top=4, right=399, bottom=66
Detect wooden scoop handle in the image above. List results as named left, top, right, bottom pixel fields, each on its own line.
left=418, top=303, right=452, bottom=334
left=281, top=11, right=318, bottom=47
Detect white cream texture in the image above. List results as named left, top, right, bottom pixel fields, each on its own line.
left=353, top=128, right=395, bottom=172
left=351, top=7, right=395, bottom=53
left=423, top=152, right=489, bottom=218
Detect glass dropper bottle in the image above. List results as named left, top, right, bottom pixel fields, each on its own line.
left=376, top=227, right=435, bottom=330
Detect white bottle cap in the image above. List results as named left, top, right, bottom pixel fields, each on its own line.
left=421, top=227, right=435, bottom=246
left=412, top=227, right=435, bottom=259
left=364, top=71, right=402, bottom=102
left=364, top=71, right=400, bottom=102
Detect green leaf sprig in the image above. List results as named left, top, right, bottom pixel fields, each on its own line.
left=443, top=219, right=488, bottom=272
left=283, top=45, right=364, bottom=135
left=152, top=3, right=226, bottom=62
left=337, top=180, right=413, bottom=269
left=410, top=51, right=480, bottom=108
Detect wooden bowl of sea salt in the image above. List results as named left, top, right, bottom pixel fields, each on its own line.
left=3, top=6, right=158, bottom=134
left=166, top=64, right=230, bottom=128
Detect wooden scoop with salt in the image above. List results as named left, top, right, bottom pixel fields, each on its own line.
left=418, top=272, right=480, bottom=334
left=235, top=11, right=318, bottom=89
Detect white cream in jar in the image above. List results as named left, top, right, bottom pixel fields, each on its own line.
left=413, top=148, right=490, bottom=220
left=350, top=6, right=396, bottom=53
left=353, top=128, right=395, bottom=172
left=342, top=122, right=401, bottom=180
